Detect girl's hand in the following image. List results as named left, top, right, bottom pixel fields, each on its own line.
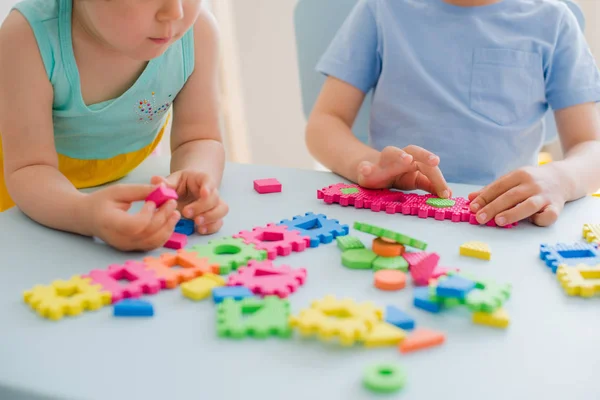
left=86, top=184, right=180, bottom=251
left=152, top=170, right=229, bottom=235
left=357, top=145, right=452, bottom=198
left=468, top=165, right=567, bottom=227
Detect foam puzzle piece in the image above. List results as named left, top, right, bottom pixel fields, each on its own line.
left=413, top=287, right=443, bottom=313
left=583, top=224, right=600, bottom=244
left=410, top=253, right=440, bottom=286
left=113, top=299, right=154, bottom=317
left=363, top=322, right=407, bottom=347
left=372, top=256, right=408, bottom=272
left=465, top=282, right=511, bottom=313
left=372, top=237, right=405, bottom=257
left=363, top=363, right=407, bottom=394
left=460, top=241, right=491, bottom=260
left=403, top=252, right=430, bottom=268
left=253, top=178, right=282, bottom=194
left=385, top=305, right=415, bottom=330
left=540, top=242, right=600, bottom=273
left=212, top=286, right=254, bottom=303
left=145, top=185, right=178, bottom=207
left=23, top=276, right=111, bottom=320
left=233, top=223, right=310, bottom=260
left=556, top=264, right=600, bottom=297
left=190, top=237, right=267, bottom=275
left=353, top=222, right=427, bottom=250
left=143, top=250, right=216, bottom=289
left=85, top=261, right=163, bottom=303
left=164, top=232, right=187, bottom=250
left=374, top=270, right=406, bottom=291
left=289, top=295, right=383, bottom=346
left=342, top=249, right=377, bottom=269
left=399, top=328, right=445, bottom=353
left=278, top=212, right=349, bottom=247
left=217, top=296, right=291, bottom=338
left=318, top=183, right=518, bottom=228
left=181, top=274, right=225, bottom=301
left=432, top=266, right=459, bottom=279
left=435, top=276, right=476, bottom=299
left=472, top=308, right=510, bottom=329
left=175, top=218, right=195, bottom=236
left=227, top=260, right=307, bottom=298
left=426, top=198, right=456, bottom=208
left=336, top=236, right=365, bottom=251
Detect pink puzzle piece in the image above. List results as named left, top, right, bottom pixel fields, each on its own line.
left=317, top=183, right=517, bottom=228
left=233, top=223, right=310, bottom=260
left=164, top=232, right=187, bottom=250
left=403, top=252, right=430, bottom=268
left=410, top=253, right=440, bottom=286
left=432, top=266, right=460, bottom=279
left=146, top=185, right=178, bottom=207
left=227, top=260, right=307, bottom=298
left=85, top=261, right=164, bottom=303
left=254, top=178, right=282, bottom=194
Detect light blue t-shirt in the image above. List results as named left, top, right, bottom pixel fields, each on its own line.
left=317, top=0, right=600, bottom=185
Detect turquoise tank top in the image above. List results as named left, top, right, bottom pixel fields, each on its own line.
left=12, top=0, right=195, bottom=160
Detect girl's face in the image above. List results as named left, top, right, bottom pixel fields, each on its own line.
left=74, top=0, right=203, bottom=60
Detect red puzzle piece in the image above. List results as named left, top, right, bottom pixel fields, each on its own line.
left=410, top=253, right=440, bottom=286
left=85, top=261, right=163, bottom=303
left=233, top=223, right=310, bottom=260
left=226, top=260, right=307, bottom=298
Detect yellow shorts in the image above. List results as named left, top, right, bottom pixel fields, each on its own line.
left=0, top=116, right=168, bottom=212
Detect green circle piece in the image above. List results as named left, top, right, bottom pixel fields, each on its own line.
left=363, top=363, right=406, bottom=393
left=426, top=198, right=456, bottom=208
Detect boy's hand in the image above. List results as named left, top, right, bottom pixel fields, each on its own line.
left=151, top=170, right=228, bottom=235
left=86, top=184, right=180, bottom=251
left=357, top=146, right=452, bottom=198
left=468, top=164, right=567, bottom=227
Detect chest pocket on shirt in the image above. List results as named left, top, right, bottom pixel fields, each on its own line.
left=470, top=48, right=542, bottom=126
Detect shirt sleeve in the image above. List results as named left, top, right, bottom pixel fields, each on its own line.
left=545, top=5, right=600, bottom=110
left=316, top=0, right=381, bottom=94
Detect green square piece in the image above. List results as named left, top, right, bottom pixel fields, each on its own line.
left=217, top=296, right=292, bottom=339
left=341, top=187, right=360, bottom=195
left=353, top=222, right=427, bottom=250
left=372, top=256, right=408, bottom=272
left=465, top=284, right=511, bottom=313
left=190, top=237, right=267, bottom=275
left=341, top=249, right=377, bottom=269
left=426, top=198, right=456, bottom=208
left=336, top=235, right=365, bottom=251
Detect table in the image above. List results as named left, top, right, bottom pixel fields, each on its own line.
left=1, top=157, right=599, bottom=400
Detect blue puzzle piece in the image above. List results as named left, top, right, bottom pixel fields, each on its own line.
left=436, top=276, right=476, bottom=300
left=540, top=242, right=600, bottom=273
left=175, top=218, right=195, bottom=236
left=212, top=286, right=254, bottom=303
left=413, top=287, right=442, bottom=313
left=278, top=212, right=349, bottom=247
left=385, top=305, right=415, bottom=330
left=113, top=299, right=154, bottom=317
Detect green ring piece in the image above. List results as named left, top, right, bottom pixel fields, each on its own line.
left=363, top=363, right=406, bottom=393
left=426, top=198, right=456, bottom=208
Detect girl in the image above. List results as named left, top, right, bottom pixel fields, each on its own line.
left=0, top=0, right=228, bottom=251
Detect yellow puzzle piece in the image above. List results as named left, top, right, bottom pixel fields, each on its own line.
left=592, top=189, right=600, bottom=198
left=556, top=264, right=600, bottom=298
left=472, top=308, right=510, bottom=329
left=289, top=295, right=383, bottom=346
left=363, top=322, right=407, bottom=347
left=23, top=276, right=111, bottom=321
left=180, top=273, right=225, bottom=301
left=582, top=224, right=600, bottom=244
left=460, top=241, right=491, bottom=261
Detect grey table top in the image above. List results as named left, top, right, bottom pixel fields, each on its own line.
left=1, top=157, right=599, bottom=400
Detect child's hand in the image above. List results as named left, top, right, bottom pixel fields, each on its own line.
left=357, top=146, right=451, bottom=198
left=468, top=165, right=567, bottom=227
left=151, top=170, right=228, bottom=235
left=86, top=184, right=180, bottom=251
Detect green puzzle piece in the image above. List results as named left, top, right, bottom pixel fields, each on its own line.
left=341, top=249, right=377, bottom=269
left=217, top=296, right=292, bottom=339
left=190, top=237, right=267, bottom=275
left=426, top=198, right=456, bottom=208
left=372, top=256, right=408, bottom=272
left=465, top=284, right=511, bottom=313
left=341, top=187, right=360, bottom=195
left=353, top=222, right=427, bottom=250
left=336, top=236, right=365, bottom=251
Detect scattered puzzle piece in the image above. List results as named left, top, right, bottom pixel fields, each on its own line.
left=385, top=306, right=415, bottom=330
left=181, top=274, right=225, bottom=301
left=164, top=232, right=187, bottom=250
left=23, top=276, right=111, bottom=320
left=413, top=287, right=443, bottom=313
left=372, top=256, right=408, bottom=272
left=342, top=248, right=377, bottom=269
left=145, top=185, right=178, bottom=207
left=363, top=363, right=407, bottom=394
left=432, top=266, right=459, bottom=279
left=336, top=236, right=365, bottom=251
left=175, top=218, right=195, bottom=236
left=435, top=276, right=476, bottom=300
left=410, top=253, right=440, bottom=286
left=353, top=222, right=427, bottom=250
left=279, top=212, right=349, bottom=247
left=233, top=223, right=310, bottom=260
left=227, top=260, right=307, bottom=298
left=254, top=178, right=282, bottom=194
left=190, top=237, right=267, bottom=275
left=86, top=261, right=163, bottom=303
left=143, top=250, right=216, bottom=289
left=212, top=286, right=254, bottom=303
left=113, top=299, right=154, bottom=317
left=374, top=270, right=406, bottom=291
left=460, top=241, right=491, bottom=261
left=363, top=322, right=407, bottom=347
left=399, top=328, right=445, bottom=353
left=540, top=242, right=600, bottom=273
left=217, top=296, right=291, bottom=338
left=472, top=308, right=510, bottom=329
left=583, top=224, right=600, bottom=244
left=556, top=264, right=600, bottom=297
left=465, top=282, right=511, bottom=313
left=372, top=237, right=405, bottom=257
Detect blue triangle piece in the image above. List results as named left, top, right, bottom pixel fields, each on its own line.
left=385, top=305, right=415, bottom=330
left=114, top=299, right=154, bottom=317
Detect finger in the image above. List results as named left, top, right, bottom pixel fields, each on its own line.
left=111, top=184, right=161, bottom=203
left=114, top=200, right=156, bottom=236
left=150, top=176, right=167, bottom=186
left=468, top=191, right=481, bottom=202
left=394, top=171, right=435, bottom=194
left=493, top=195, right=547, bottom=226
left=182, top=192, right=220, bottom=219
left=475, top=186, right=532, bottom=225
left=197, top=219, right=224, bottom=235
left=530, top=203, right=561, bottom=227
left=137, top=211, right=181, bottom=251
left=402, top=145, right=440, bottom=166
left=469, top=173, right=521, bottom=214
left=358, top=148, right=412, bottom=188
left=196, top=201, right=229, bottom=226
left=415, top=161, right=450, bottom=198
left=143, top=199, right=179, bottom=235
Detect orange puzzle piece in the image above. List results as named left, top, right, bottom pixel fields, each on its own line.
left=398, top=328, right=445, bottom=353
left=372, top=237, right=405, bottom=257
left=143, top=250, right=217, bottom=289
left=374, top=270, right=406, bottom=291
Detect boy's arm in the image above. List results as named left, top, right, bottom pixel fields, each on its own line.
left=169, top=8, right=225, bottom=185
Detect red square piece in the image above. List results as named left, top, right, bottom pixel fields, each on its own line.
left=253, top=178, right=282, bottom=194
